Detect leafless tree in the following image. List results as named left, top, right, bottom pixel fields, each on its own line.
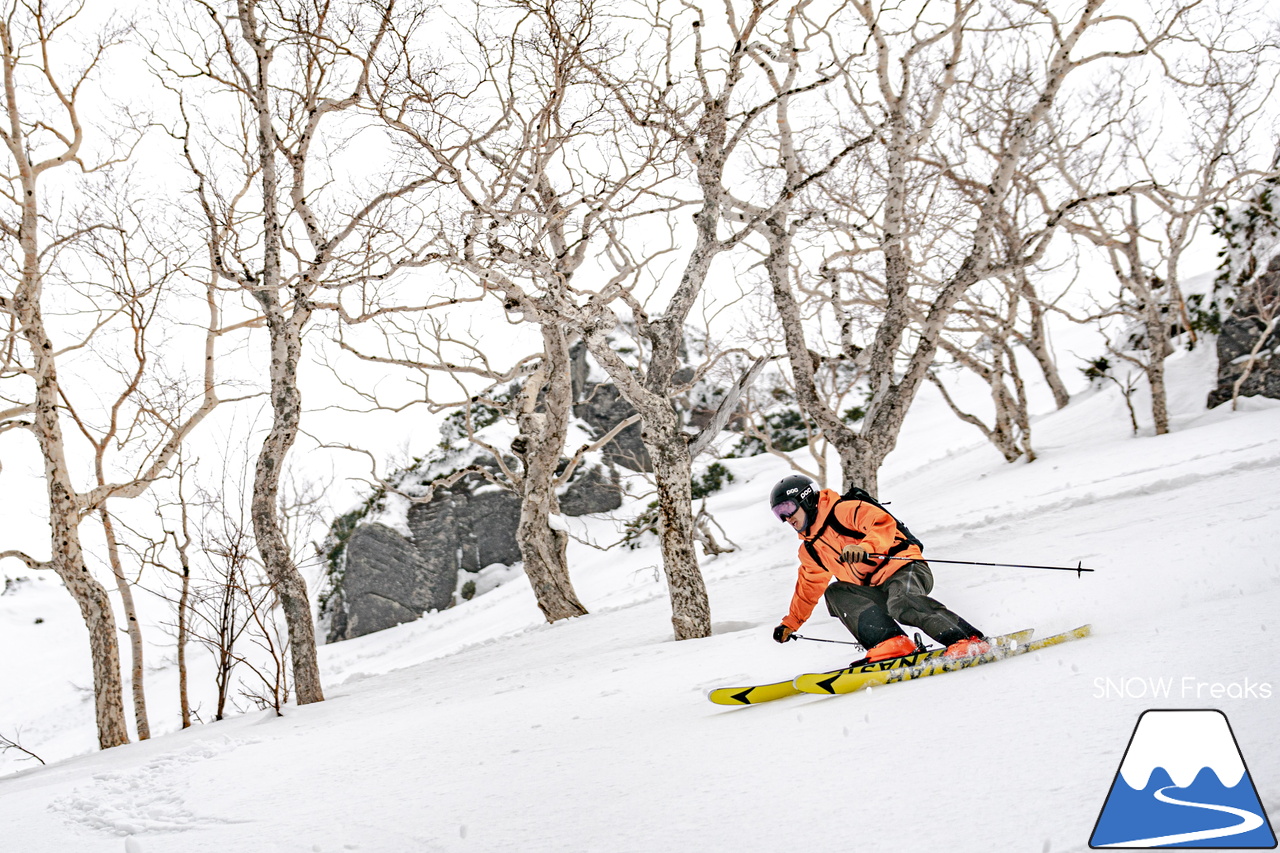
left=927, top=225, right=1079, bottom=461
left=929, top=277, right=1037, bottom=463
left=1067, top=192, right=1179, bottom=432
left=54, top=191, right=215, bottom=741
left=360, top=0, right=728, bottom=629
left=0, top=0, right=136, bottom=750
left=1004, top=265, right=1074, bottom=413
left=721, top=353, right=852, bottom=488
left=141, top=453, right=200, bottom=729
left=327, top=346, right=608, bottom=624
left=196, top=512, right=257, bottom=721
left=1046, top=7, right=1279, bottom=433
left=157, top=0, right=442, bottom=704
left=196, top=520, right=291, bottom=719
left=553, top=0, right=818, bottom=639
left=162, top=447, right=319, bottom=720
left=768, top=0, right=1195, bottom=492
left=0, top=1, right=222, bottom=749
left=925, top=153, right=1082, bottom=451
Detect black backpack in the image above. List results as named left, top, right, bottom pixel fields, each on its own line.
left=803, top=485, right=924, bottom=566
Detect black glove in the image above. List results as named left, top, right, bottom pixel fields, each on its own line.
left=773, top=624, right=794, bottom=643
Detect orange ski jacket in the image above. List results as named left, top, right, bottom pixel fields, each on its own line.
left=780, top=488, right=925, bottom=631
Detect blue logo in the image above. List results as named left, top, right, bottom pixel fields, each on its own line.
left=1090, top=709, right=1276, bottom=848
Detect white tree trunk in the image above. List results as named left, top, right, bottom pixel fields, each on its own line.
left=240, top=0, right=324, bottom=705
left=514, top=322, right=588, bottom=622
left=249, top=290, right=325, bottom=706
left=644, top=406, right=711, bottom=641
left=100, top=509, right=149, bottom=739
left=2, top=17, right=130, bottom=744
left=583, top=329, right=712, bottom=640
left=17, top=296, right=130, bottom=748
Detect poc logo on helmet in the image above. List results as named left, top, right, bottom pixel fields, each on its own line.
left=786, top=480, right=814, bottom=503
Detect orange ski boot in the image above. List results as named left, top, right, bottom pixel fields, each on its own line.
left=944, top=635, right=992, bottom=659
left=862, top=634, right=919, bottom=663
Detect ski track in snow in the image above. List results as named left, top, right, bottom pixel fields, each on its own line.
left=929, top=444, right=1280, bottom=536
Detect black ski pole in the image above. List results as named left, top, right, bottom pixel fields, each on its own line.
left=791, top=634, right=863, bottom=648
left=869, top=553, right=1095, bottom=577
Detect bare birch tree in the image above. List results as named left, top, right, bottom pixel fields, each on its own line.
left=367, top=0, right=798, bottom=640
left=0, top=0, right=135, bottom=751
left=768, top=0, right=1191, bottom=492
left=59, top=208, right=191, bottom=741
left=158, top=0, right=438, bottom=703
left=929, top=278, right=1037, bottom=463
left=332, top=324, right=598, bottom=624
left=926, top=171, right=1087, bottom=459
left=1004, top=262, right=1074, bottom=412
left=367, top=0, right=758, bottom=637
left=552, top=0, right=830, bottom=639
left=346, top=0, right=652, bottom=623
left=146, top=454, right=199, bottom=729
left=0, top=2, right=223, bottom=749
left=192, top=491, right=294, bottom=720
left=1053, top=29, right=1277, bottom=433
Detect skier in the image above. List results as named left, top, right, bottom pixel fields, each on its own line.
left=768, top=474, right=991, bottom=663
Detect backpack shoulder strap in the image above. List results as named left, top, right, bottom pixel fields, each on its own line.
left=822, top=501, right=865, bottom=541
left=802, top=494, right=863, bottom=567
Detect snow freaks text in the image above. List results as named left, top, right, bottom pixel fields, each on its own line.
left=1093, top=676, right=1273, bottom=701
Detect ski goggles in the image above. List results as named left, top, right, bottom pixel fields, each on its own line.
left=772, top=500, right=799, bottom=522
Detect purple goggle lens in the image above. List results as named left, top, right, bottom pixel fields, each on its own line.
left=772, top=500, right=799, bottom=522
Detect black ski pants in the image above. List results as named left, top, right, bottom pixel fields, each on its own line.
left=823, top=560, right=982, bottom=649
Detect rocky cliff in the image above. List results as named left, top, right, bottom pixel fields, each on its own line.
left=1207, top=253, right=1280, bottom=408
left=320, top=457, right=622, bottom=643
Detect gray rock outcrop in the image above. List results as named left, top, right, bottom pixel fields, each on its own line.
left=322, top=462, right=621, bottom=643
left=1207, top=254, right=1280, bottom=408
left=322, top=339, right=707, bottom=643
left=323, top=522, right=454, bottom=643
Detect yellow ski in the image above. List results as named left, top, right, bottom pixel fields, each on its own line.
left=707, top=679, right=804, bottom=706
left=793, top=624, right=1091, bottom=696
left=708, top=628, right=1035, bottom=706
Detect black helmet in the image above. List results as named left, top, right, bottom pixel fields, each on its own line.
left=769, top=474, right=818, bottom=530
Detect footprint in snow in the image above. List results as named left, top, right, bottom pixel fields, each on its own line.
left=49, top=739, right=252, bottom=837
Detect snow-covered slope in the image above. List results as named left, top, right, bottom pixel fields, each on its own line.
left=2, top=344, right=1278, bottom=853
